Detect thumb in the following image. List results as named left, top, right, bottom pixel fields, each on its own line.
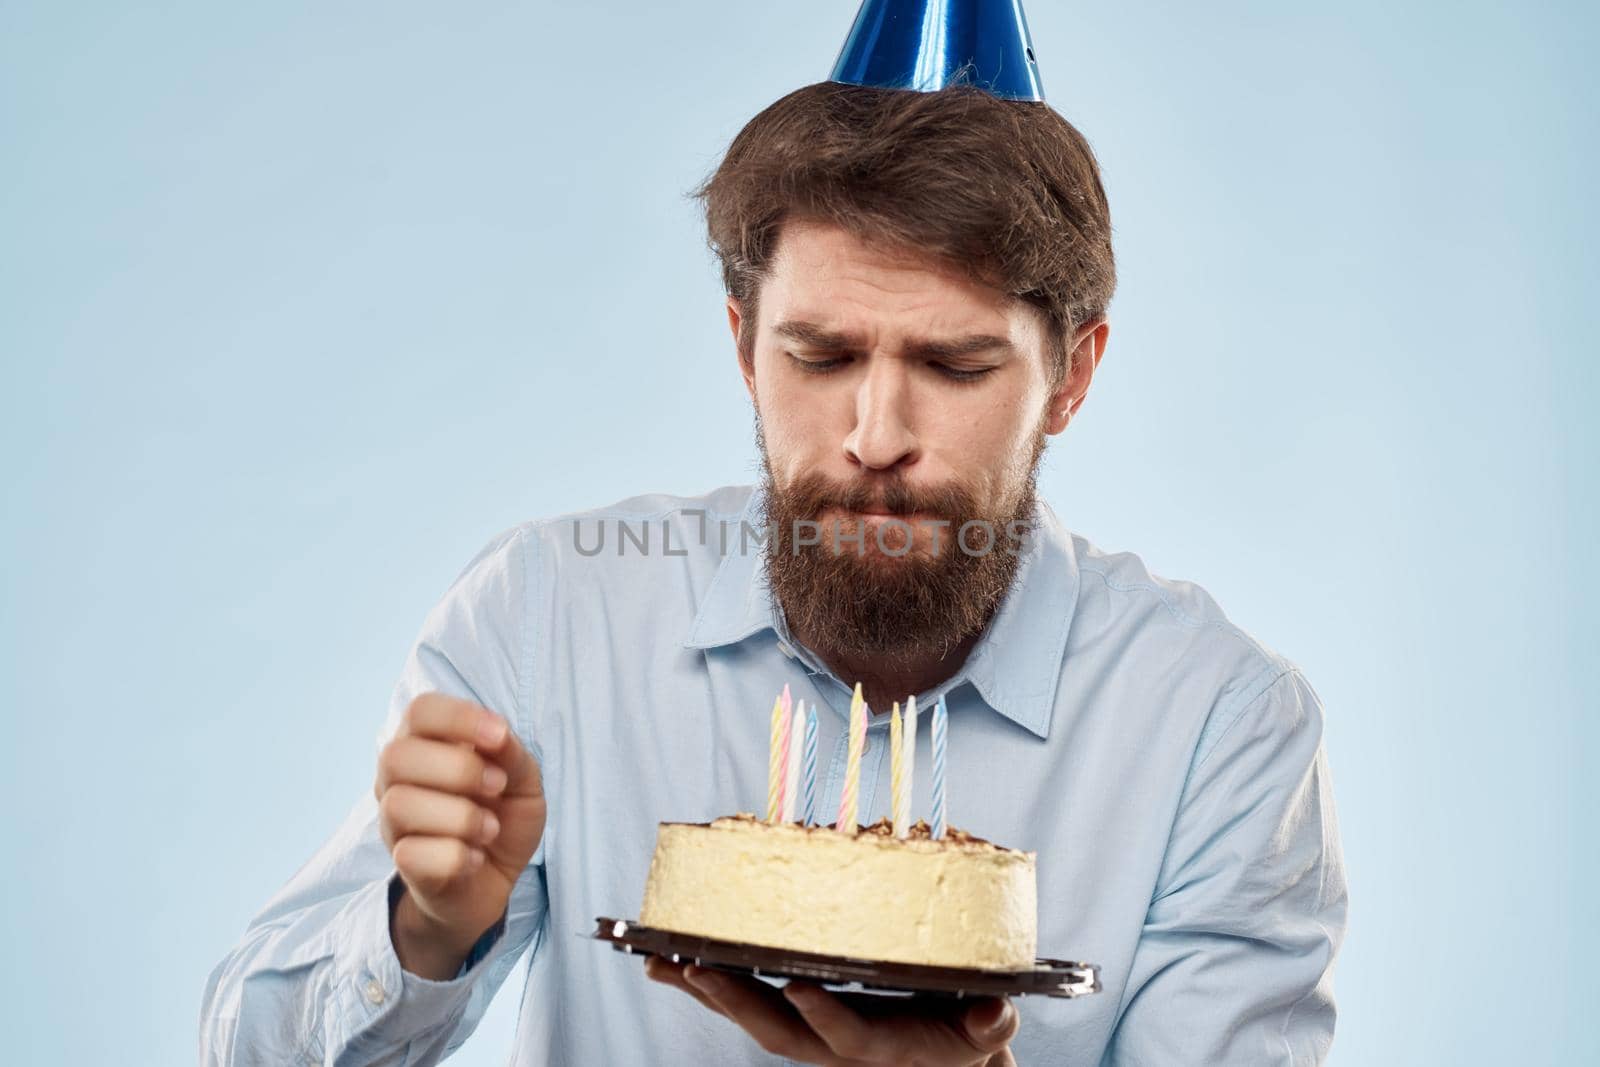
left=480, top=716, right=544, bottom=799
left=962, top=997, right=1019, bottom=1052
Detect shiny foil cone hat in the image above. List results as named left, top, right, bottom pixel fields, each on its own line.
left=829, top=0, right=1046, bottom=102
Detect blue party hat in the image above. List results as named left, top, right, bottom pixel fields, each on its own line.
left=829, top=0, right=1046, bottom=102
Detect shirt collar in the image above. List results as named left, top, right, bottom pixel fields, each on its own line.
left=680, top=487, right=776, bottom=651
left=682, top=484, right=1081, bottom=740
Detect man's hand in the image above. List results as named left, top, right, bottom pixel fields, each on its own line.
left=374, top=692, right=545, bottom=979
left=645, top=958, right=1019, bottom=1066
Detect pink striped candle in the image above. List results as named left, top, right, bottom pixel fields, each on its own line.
left=773, top=685, right=793, bottom=823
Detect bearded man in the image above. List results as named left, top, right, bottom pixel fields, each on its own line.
left=202, top=4, right=1346, bottom=1064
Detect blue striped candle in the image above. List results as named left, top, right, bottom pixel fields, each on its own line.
left=801, top=702, right=819, bottom=826
left=901, top=694, right=917, bottom=838
left=931, top=695, right=948, bottom=840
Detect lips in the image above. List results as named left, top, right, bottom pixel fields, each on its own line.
left=834, top=506, right=926, bottom=521
left=813, top=504, right=946, bottom=531
left=844, top=508, right=934, bottom=524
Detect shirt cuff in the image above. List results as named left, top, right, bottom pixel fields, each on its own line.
left=328, top=872, right=511, bottom=1058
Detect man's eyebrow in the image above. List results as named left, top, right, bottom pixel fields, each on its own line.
left=771, top=319, right=1015, bottom=360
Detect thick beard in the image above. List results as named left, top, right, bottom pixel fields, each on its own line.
left=756, top=421, right=1046, bottom=667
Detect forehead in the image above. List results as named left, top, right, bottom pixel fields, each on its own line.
left=760, top=218, right=1021, bottom=336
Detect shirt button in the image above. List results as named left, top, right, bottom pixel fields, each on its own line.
left=364, top=977, right=386, bottom=1005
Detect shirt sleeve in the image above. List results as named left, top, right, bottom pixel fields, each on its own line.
left=1105, top=668, right=1348, bottom=1065
left=199, top=525, right=550, bottom=1067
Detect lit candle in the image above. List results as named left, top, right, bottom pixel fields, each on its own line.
left=766, top=693, right=784, bottom=824
left=932, top=694, right=948, bottom=840
left=783, top=698, right=804, bottom=823
left=901, top=694, right=917, bottom=839
left=836, top=682, right=865, bottom=832
left=890, top=702, right=904, bottom=836
left=802, top=702, right=819, bottom=826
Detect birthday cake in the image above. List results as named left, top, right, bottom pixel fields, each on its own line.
left=638, top=813, right=1038, bottom=971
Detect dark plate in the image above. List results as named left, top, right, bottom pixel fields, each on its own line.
left=593, top=917, right=1101, bottom=1000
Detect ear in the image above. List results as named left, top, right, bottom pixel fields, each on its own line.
left=728, top=297, right=757, bottom=401
left=1042, top=318, right=1109, bottom=436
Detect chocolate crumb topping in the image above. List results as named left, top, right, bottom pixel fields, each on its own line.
left=688, top=812, right=1000, bottom=849
left=854, top=817, right=987, bottom=846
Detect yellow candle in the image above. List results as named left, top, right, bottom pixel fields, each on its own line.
left=766, top=693, right=784, bottom=823
left=836, top=682, right=865, bottom=832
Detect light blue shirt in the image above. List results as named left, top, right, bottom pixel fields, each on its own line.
left=200, top=483, right=1347, bottom=1065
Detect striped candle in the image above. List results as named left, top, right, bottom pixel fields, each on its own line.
left=766, top=693, right=784, bottom=823
left=774, top=686, right=793, bottom=823
left=801, top=702, right=819, bottom=826
left=889, top=702, right=903, bottom=836
left=836, top=682, right=866, bottom=832
left=931, top=694, right=948, bottom=840
left=782, top=698, right=804, bottom=823
left=901, top=694, right=917, bottom=838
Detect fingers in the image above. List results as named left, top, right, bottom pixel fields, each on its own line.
left=400, top=692, right=507, bottom=748
left=782, top=983, right=1019, bottom=1065
left=384, top=693, right=543, bottom=799
left=479, top=711, right=544, bottom=799
left=376, top=735, right=507, bottom=800
left=390, top=834, right=485, bottom=898
left=681, top=965, right=836, bottom=1062
left=378, top=783, right=500, bottom=852
left=650, top=962, right=1017, bottom=1065
left=782, top=983, right=898, bottom=1062
left=643, top=957, right=730, bottom=1019
left=958, top=998, right=1019, bottom=1058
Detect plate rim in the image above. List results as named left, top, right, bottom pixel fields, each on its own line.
left=593, top=916, right=1102, bottom=999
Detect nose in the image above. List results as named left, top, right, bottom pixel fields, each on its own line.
left=842, top=359, right=919, bottom=472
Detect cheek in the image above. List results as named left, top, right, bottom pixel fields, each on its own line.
left=933, top=392, right=1042, bottom=489
left=944, top=392, right=1027, bottom=449
left=756, top=364, right=846, bottom=461
left=756, top=397, right=831, bottom=473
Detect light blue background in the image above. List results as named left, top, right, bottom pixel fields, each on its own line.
left=2, top=2, right=1594, bottom=1063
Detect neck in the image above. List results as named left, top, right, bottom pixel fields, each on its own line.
left=795, top=628, right=984, bottom=715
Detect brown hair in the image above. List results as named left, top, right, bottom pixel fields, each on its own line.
left=690, top=81, right=1115, bottom=385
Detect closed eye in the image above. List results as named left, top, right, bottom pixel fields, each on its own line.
left=787, top=353, right=994, bottom=382
left=789, top=353, right=852, bottom=374
left=933, top=363, right=995, bottom=383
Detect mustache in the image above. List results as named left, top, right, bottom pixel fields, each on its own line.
left=779, top=471, right=979, bottom=521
